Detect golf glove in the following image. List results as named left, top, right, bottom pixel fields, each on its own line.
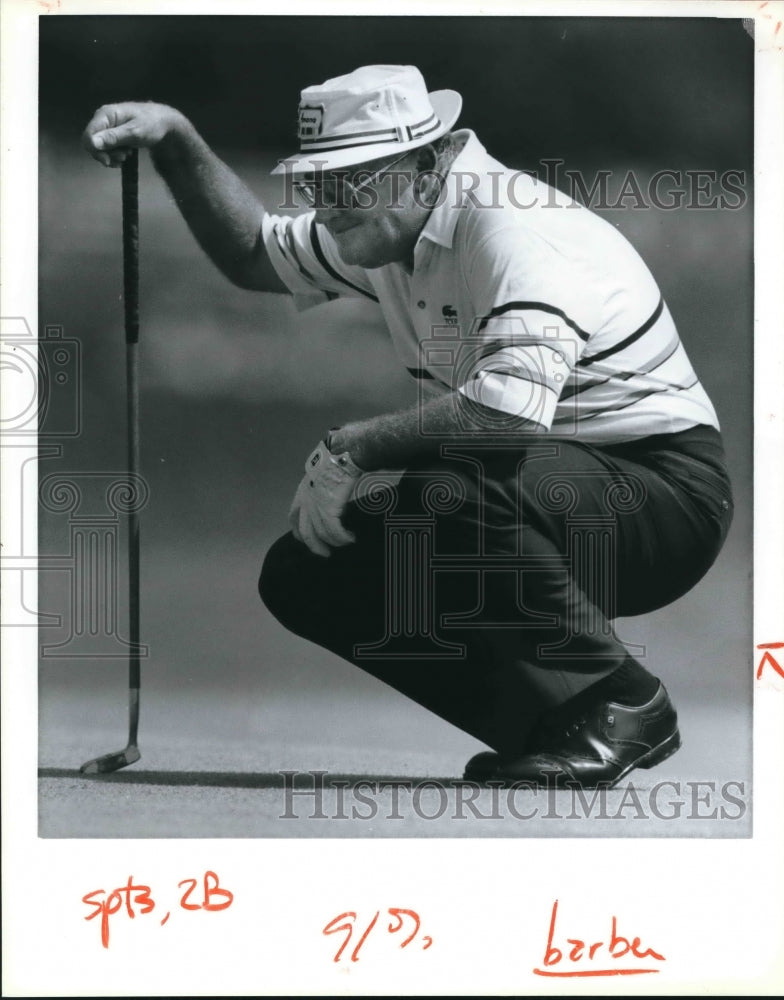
left=289, top=440, right=364, bottom=557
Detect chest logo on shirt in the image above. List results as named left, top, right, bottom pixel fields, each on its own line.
left=442, top=305, right=459, bottom=326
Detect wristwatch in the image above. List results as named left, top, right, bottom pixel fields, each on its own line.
left=325, top=426, right=342, bottom=454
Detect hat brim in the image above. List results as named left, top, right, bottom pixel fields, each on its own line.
left=271, top=89, right=463, bottom=176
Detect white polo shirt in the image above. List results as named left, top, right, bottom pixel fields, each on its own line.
left=261, top=130, right=719, bottom=444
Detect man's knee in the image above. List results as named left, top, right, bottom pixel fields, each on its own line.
left=258, top=532, right=308, bottom=629
left=259, top=530, right=375, bottom=649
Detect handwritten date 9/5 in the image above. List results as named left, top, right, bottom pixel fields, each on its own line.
left=323, top=908, right=433, bottom=963
left=82, top=871, right=233, bottom=948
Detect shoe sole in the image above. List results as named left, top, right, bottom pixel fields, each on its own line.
left=597, top=729, right=682, bottom=789
left=584, top=729, right=683, bottom=789
left=466, top=729, right=683, bottom=788
left=635, top=728, right=682, bottom=771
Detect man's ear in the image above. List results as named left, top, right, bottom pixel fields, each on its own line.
left=413, top=145, right=443, bottom=207
left=415, top=144, right=438, bottom=173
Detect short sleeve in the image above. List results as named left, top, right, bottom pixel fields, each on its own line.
left=458, top=224, right=596, bottom=430
left=261, top=212, right=379, bottom=311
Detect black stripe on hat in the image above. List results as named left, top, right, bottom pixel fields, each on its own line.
left=408, top=114, right=440, bottom=139
left=409, top=113, right=438, bottom=131
left=302, top=116, right=443, bottom=152
left=302, top=126, right=399, bottom=148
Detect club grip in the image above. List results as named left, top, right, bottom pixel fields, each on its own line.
left=122, top=150, right=140, bottom=345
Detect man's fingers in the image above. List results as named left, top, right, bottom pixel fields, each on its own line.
left=109, top=148, right=132, bottom=163
left=82, top=103, right=172, bottom=164
left=289, top=488, right=308, bottom=537
left=97, top=149, right=132, bottom=169
left=308, top=500, right=357, bottom=550
left=83, top=108, right=125, bottom=154
left=316, top=509, right=356, bottom=548
left=297, top=506, right=332, bottom=558
left=89, top=121, right=141, bottom=153
left=82, top=108, right=114, bottom=144
left=83, top=122, right=138, bottom=165
left=288, top=469, right=356, bottom=557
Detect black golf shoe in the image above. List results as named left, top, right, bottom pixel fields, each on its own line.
left=463, top=750, right=501, bottom=782
left=462, top=682, right=681, bottom=788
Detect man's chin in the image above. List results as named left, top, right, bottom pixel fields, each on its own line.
left=334, top=243, right=387, bottom=269
left=329, top=224, right=397, bottom=269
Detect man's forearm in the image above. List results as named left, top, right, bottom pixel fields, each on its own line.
left=84, top=101, right=286, bottom=291
left=329, top=393, right=545, bottom=470
left=151, top=118, right=282, bottom=291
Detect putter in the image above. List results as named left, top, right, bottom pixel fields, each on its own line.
left=80, top=150, right=142, bottom=775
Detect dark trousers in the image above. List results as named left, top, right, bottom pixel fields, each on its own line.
left=259, top=425, right=733, bottom=755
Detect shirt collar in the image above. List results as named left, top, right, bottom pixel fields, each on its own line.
left=417, top=129, right=488, bottom=250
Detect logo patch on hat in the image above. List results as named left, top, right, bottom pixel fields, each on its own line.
left=298, top=104, right=325, bottom=140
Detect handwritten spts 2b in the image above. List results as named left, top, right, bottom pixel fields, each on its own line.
left=82, top=871, right=233, bottom=948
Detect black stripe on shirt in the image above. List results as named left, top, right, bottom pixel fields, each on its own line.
left=407, top=366, right=451, bottom=388
left=474, top=368, right=559, bottom=397
left=573, top=377, right=699, bottom=422
left=282, top=224, right=318, bottom=283
left=273, top=224, right=340, bottom=303
left=477, top=302, right=590, bottom=341
left=273, top=224, right=305, bottom=275
left=309, top=220, right=380, bottom=302
left=476, top=338, right=568, bottom=362
left=474, top=366, right=561, bottom=395
left=577, top=297, right=664, bottom=368
left=560, top=337, right=682, bottom=400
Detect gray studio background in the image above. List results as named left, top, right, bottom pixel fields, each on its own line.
left=37, top=16, right=753, bottom=836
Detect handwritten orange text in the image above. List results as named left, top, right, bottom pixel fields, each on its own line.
left=757, top=2, right=783, bottom=47
left=756, top=642, right=784, bottom=680
left=533, top=899, right=665, bottom=977
left=323, top=908, right=433, bottom=962
left=82, top=871, right=233, bottom=948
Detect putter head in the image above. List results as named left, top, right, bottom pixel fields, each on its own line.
left=80, top=744, right=141, bottom=775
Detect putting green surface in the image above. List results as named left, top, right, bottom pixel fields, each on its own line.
left=39, top=683, right=751, bottom=839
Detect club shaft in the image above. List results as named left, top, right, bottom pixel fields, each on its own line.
left=122, top=152, right=141, bottom=744
left=127, top=342, right=140, bottom=739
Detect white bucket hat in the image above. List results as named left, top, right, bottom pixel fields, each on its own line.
left=272, top=64, right=462, bottom=177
